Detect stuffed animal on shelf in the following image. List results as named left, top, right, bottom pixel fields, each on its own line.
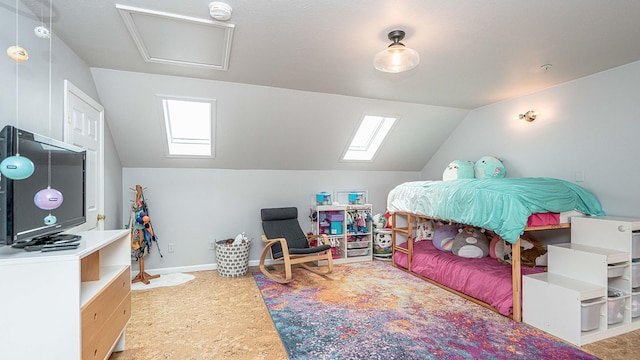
left=489, top=233, right=548, bottom=267
left=442, top=160, right=475, bottom=181
left=432, top=222, right=459, bottom=251
left=384, top=211, right=393, bottom=229
left=474, top=156, right=506, bottom=179
left=415, top=218, right=436, bottom=242
left=372, top=213, right=386, bottom=229
left=452, top=226, right=490, bottom=258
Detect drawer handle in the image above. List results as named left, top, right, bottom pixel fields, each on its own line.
left=618, top=225, right=629, bottom=232
left=123, top=309, right=127, bottom=315
left=94, top=313, right=98, bottom=321
left=123, top=281, right=126, bottom=287
left=94, top=348, right=98, bottom=357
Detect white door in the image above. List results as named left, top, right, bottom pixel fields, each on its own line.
left=63, top=80, right=105, bottom=231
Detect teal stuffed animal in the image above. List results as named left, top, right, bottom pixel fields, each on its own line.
left=474, top=156, right=505, bottom=178
left=442, top=160, right=475, bottom=181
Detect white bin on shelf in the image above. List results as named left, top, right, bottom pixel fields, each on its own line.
left=632, top=289, right=640, bottom=318
left=632, top=262, right=640, bottom=288
left=607, top=262, right=627, bottom=278
left=607, top=293, right=628, bottom=325
left=581, top=298, right=604, bottom=331
left=632, top=233, right=640, bottom=259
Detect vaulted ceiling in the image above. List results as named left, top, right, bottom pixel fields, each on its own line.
left=19, top=0, right=640, bottom=170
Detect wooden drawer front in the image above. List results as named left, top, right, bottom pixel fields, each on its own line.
left=82, top=293, right=131, bottom=360
left=81, top=267, right=130, bottom=343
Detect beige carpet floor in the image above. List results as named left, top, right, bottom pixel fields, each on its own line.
left=110, top=265, right=639, bottom=360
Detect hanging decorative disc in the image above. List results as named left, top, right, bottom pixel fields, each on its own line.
left=34, top=26, right=50, bottom=39
left=0, top=155, right=35, bottom=180
left=7, top=45, right=28, bottom=62
left=44, top=214, right=57, bottom=225
left=34, top=187, right=63, bottom=210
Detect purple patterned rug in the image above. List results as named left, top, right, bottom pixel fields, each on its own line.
left=253, top=261, right=598, bottom=360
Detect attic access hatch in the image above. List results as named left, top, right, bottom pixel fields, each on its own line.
left=116, top=4, right=234, bottom=70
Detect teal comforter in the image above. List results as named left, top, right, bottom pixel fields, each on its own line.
left=387, top=178, right=605, bottom=244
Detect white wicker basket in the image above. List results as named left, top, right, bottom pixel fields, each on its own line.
left=215, top=240, right=251, bottom=277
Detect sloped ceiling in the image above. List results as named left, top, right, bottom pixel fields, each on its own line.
left=21, top=0, right=640, bottom=170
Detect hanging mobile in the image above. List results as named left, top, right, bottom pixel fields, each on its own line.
left=0, top=150, right=34, bottom=180
left=2, top=1, right=34, bottom=180
left=34, top=185, right=63, bottom=210
left=33, top=1, right=63, bottom=219
left=44, top=213, right=57, bottom=225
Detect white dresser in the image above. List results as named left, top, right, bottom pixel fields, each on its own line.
left=0, top=229, right=131, bottom=360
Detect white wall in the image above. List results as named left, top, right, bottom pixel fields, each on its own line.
left=0, top=2, right=123, bottom=231
left=422, top=60, right=640, bottom=219
left=123, top=168, right=418, bottom=272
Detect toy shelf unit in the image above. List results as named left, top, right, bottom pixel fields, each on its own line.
left=523, top=216, right=640, bottom=346
left=314, top=204, right=373, bottom=264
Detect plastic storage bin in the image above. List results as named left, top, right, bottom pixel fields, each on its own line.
left=581, top=298, right=604, bottom=331
left=607, top=262, right=627, bottom=278
left=326, top=213, right=344, bottom=222
left=607, top=293, right=628, bottom=325
left=347, top=248, right=369, bottom=257
left=347, top=240, right=369, bottom=249
left=633, top=263, right=640, bottom=288
left=632, top=289, right=640, bottom=318
left=330, top=221, right=343, bottom=235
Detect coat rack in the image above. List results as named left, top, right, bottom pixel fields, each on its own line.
left=130, top=185, right=161, bottom=284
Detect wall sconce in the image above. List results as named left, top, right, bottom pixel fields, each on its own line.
left=518, top=110, right=537, bottom=122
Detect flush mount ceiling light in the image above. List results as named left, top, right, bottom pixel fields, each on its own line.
left=519, top=110, right=538, bottom=122
left=374, top=30, right=420, bottom=73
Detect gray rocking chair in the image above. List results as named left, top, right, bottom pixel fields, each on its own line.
left=260, top=207, right=333, bottom=283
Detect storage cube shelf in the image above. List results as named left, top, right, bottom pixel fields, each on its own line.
left=523, top=216, right=640, bottom=346
left=313, top=204, right=373, bottom=264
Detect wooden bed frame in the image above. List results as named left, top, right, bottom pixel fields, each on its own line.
left=391, top=211, right=570, bottom=322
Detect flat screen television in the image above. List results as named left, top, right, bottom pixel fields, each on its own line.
left=0, top=125, right=86, bottom=246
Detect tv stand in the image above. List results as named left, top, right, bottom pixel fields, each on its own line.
left=0, top=230, right=131, bottom=360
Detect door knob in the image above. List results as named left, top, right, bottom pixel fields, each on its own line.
left=97, top=214, right=106, bottom=221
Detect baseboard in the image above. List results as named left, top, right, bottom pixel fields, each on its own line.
left=132, top=259, right=271, bottom=276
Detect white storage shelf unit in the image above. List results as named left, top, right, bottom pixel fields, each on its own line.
left=523, top=216, right=640, bottom=346
left=314, top=204, right=373, bottom=264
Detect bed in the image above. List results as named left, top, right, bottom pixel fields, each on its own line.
left=387, top=177, right=605, bottom=321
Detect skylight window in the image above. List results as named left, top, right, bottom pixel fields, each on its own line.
left=161, top=97, right=215, bottom=157
left=342, top=115, right=397, bottom=161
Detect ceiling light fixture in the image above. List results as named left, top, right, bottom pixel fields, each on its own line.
left=519, top=110, right=538, bottom=122
left=374, top=30, right=420, bottom=73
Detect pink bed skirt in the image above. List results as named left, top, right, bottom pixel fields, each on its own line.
left=394, top=240, right=544, bottom=316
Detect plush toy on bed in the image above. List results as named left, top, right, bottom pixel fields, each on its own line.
left=415, top=218, right=435, bottom=241
left=451, top=226, right=490, bottom=258
left=489, top=234, right=548, bottom=267
left=442, top=160, right=475, bottom=181
left=474, top=156, right=506, bottom=178
left=432, top=222, right=459, bottom=251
